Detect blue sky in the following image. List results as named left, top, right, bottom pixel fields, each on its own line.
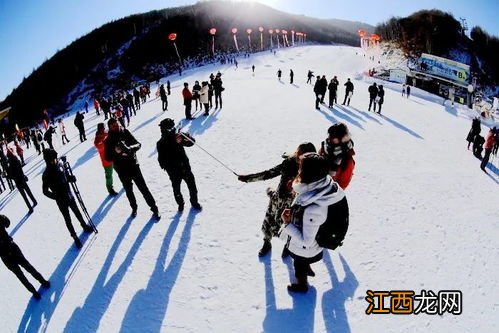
left=0, top=0, right=498, bottom=101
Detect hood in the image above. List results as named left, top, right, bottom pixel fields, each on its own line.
left=292, top=175, right=345, bottom=207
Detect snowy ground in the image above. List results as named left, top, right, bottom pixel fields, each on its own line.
left=1, top=45, right=498, bottom=333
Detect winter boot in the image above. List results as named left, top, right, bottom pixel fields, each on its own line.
left=108, top=189, right=118, bottom=196
left=41, top=280, right=51, bottom=288
left=287, top=277, right=308, bottom=293
left=131, top=206, right=138, bottom=218
left=82, top=224, right=94, bottom=233
left=178, top=202, right=184, bottom=211
left=191, top=202, right=203, bottom=211
left=258, top=240, right=272, bottom=257
left=152, top=208, right=161, bottom=220
left=73, top=236, right=83, bottom=249
left=32, top=291, right=41, bottom=300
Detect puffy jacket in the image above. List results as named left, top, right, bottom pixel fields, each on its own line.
left=157, top=132, right=194, bottom=177
left=484, top=130, right=496, bottom=150
left=200, top=85, right=209, bottom=104
left=182, top=88, right=193, bottom=104
left=94, top=131, right=113, bottom=167
left=104, top=129, right=141, bottom=175
left=281, top=176, right=345, bottom=258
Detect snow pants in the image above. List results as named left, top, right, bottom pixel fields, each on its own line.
left=1, top=244, right=46, bottom=294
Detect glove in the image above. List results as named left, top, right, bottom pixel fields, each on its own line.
left=68, top=175, right=77, bottom=183
left=238, top=175, right=249, bottom=183
left=266, top=187, right=275, bottom=197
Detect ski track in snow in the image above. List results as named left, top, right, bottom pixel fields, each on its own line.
left=1, top=45, right=498, bottom=333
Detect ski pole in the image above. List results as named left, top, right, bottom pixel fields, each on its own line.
left=179, top=132, right=239, bottom=176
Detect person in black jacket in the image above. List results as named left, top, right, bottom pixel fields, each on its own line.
left=313, top=76, right=322, bottom=110
left=6, top=150, right=37, bottom=213
left=74, top=111, right=86, bottom=142
left=377, top=85, right=385, bottom=114
left=342, top=78, right=354, bottom=106
left=105, top=118, right=160, bottom=219
left=0, top=215, right=50, bottom=299
left=44, top=125, right=56, bottom=149
left=157, top=118, right=202, bottom=211
left=466, top=117, right=481, bottom=150
left=159, top=84, right=168, bottom=111
left=319, top=75, right=328, bottom=104
left=328, top=76, right=339, bottom=107
left=238, top=142, right=316, bottom=257
left=42, top=149, right=93, bottom=248
left=368, top=82, right=378, bottom=112
left=213, top=74, right=224, bottom=109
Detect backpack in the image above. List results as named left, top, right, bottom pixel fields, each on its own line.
left=315, top=197, right=349, bottom=250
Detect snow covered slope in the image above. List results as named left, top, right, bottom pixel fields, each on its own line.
left=1, top=45, right=498, bottom=333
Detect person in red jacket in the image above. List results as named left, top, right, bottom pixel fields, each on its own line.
left=94, top=123, right=118, bottom=195
left=94, top=98, right=100, bottom=115
left=182, top=82, right=193, bottom=120
left=318, top=123, right=355, bottom=189
left=481, top=127, right=497, bottom=172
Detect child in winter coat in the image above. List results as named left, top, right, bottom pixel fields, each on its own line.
left=280, top=153, right=347, bottom=292
left=238, top=142, right=317, bottom=257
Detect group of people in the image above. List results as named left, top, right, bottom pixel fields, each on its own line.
left=238, top=122, right=355, bottom=292
left=466, top=117, right=499, bottom=171
left=313, top=75, right=355, bottom=109
left=182, top=72, right=224, bottom=119
left=367, top=82, right=385, bottom=114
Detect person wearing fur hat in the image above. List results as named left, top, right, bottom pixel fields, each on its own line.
left=157, top=118, right=202, bottom=211
left=280, top=153, right=348, bottom=292
left=0, top=215, right=50, bottom=299
left=6, top=149, right=37, bottom=213
left=319, top=123, right=355, bottom=190
left=42, top=148, right=94, bottom=248
left=238, top=142, right=317, bottom=257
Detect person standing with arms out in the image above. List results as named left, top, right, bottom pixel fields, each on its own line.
left=238, top=143, right=316, bottom=257
left=157, top=118, right=202, bottom=212
left=368, top=82, right=378, bottom=112
left=290, top=69, right=294, bottom=84
left=342, top=78, right=354, bottom=106
left=280, top=153, right=347, bottom=292
left=213, top=73, right=224, bottom=109
left=74, top=111, right=86, bottom=142
left=6, top=149, right=37, bottom=213
left=105, top=119, right=160, bottom=219
left=277, top=69, right=282, bottom=81
left=42, top=149, right=94, bottom=248
left=58, top=119, right=70, bottom=145
left=159, top=84, right=168, bottom=111
left=94, top=123, right=118, bottom=196
left=481, top=127, right=497, bottom=172
left=182, top=82, right=194, bottom=120
left=0, top=215, right=50, bottom=299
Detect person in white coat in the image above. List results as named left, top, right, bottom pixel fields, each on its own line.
left=280, top=153, right=346, bottom=292
left=200, top=81, right=210, bottom=116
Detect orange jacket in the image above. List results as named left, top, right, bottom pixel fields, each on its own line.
left=94, top=131, right=113, bottom=167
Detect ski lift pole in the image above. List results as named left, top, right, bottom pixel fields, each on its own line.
left=179, top=132, right=239, bottom=176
